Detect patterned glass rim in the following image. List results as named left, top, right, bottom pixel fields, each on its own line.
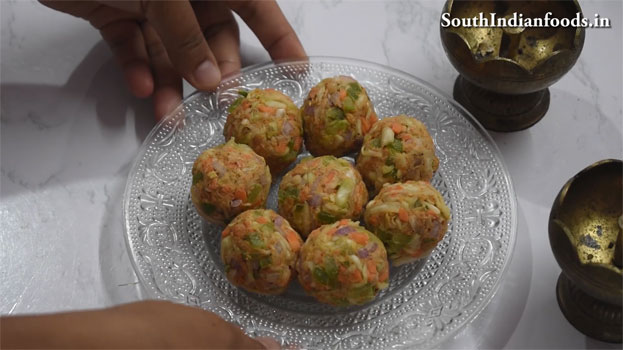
left=122, top=56, right=517, bottom=348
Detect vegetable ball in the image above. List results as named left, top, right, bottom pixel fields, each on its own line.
left=224, top=89, right=303, bottom=175
left=364, top=181, right=450, bottom=266
left=356, top=115, right=439, bottom=195
left=221, top=209, right=303, bottom=295
left=302, top=76, right=378, bottom=157
left=191, top=139, right=271, bottom=224
left=297, top=219, right=390, bottom=306
left=278, top=156, right=368, bottom=237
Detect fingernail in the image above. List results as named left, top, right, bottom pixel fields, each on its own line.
left=193, top=60, right=221, bottom=88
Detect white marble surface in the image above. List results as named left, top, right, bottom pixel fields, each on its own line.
left=1, top=0, right=621, bottom=348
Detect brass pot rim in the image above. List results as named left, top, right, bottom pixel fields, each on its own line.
left=441, top=31, right=583, bottom=81
left=553, top=159, right=622, bottom=209
left=440, top=0, right=586, bottom=76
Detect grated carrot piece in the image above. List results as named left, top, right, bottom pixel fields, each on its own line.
left=338, top=266, right=349, bottom=284
left=275, top=140, right=289, bottom=154
left=350, top=232, right=369, bottom=245
left=391, top=123, right=403, bottom=134
left=398, top=208, right=409, bottom=222
left=299, top=188, right=309, bottom=202
left=258, top=105, right=276, bottom=113
left=398, top=133, right=412, bottom=141
left=350, top=269, right=363, bottom=283
left=256, top=216, right=268, bottom=224
left=411, top=248, right=424, bottom=259
left=286, top=230, right=301, bottom=251
left=361, top=117, right=370, bottom=134
left=367, top=215, right=379, bottom=226
left=339, top=89, right=347, bottom=101
left=323, top=170, right=336, bottom=185
left=379, top=264, right=389, bottom=282
left=366, top=260, right=378, bottom=282
left=235, top=188, right=247, bottom=201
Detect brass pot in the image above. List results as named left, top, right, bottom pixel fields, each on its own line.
left=440, top=0, right=585, bottom=131
left=549, top=159, right=622, bottom=343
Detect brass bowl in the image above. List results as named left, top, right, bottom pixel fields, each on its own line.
left=440, top=0, right=585, bottom=131
left=549, top=159, right=622, bottom=343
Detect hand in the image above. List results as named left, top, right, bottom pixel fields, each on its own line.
left=40, top=0, right=306, bottom=120
left=1, top=300, right=280, bottom=349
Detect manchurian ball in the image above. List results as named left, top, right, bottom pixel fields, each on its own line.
left=364, top=181, right=450, bottom=266
left=357, top=115, right=439, bottom=195
left=191, top=139, right=271, bottom=224
left=225, top=89, right=303, bottom=175
left=221, top=209, right=303, bottom=295
left=278, top=156, right=368, bottom=237
left=302, top=76, right=378, bottom=157
left=297, top=219, right=389, bottom=306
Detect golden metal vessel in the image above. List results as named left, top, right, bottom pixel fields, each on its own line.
left=549, top=159, right=622, bottom=343
left=440, top=0, right=585, bottom=131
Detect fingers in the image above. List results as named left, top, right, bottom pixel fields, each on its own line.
left=193, top=1, right=241, bottom=78
left=141, top=1, right=221, bottom=90
left=44, top=0, right=306, bottom=122
left=219, top=324, right=267, bottom=350
left=39, top=0, right=101, bottom=19
left=142, top=22, right=183, bottom=121
left=40, top=1, right=154, bottom=98
left=255, top=337, right=282, bottom=350
left=229, top=1, right=306, bottom=61
left=99, top=20, right=154, bottom=98
left=101, top=0, right=221, bottom=90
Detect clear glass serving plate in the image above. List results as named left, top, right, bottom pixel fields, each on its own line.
left=123, top=57, right=517, bottom=349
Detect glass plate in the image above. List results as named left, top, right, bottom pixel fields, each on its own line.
left=123, top=57, right=517, bottom=349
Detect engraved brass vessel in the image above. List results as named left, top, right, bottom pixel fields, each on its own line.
left=440, top=0, right=585, bottom=131
left=549, top=159, right=622, bottom=343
